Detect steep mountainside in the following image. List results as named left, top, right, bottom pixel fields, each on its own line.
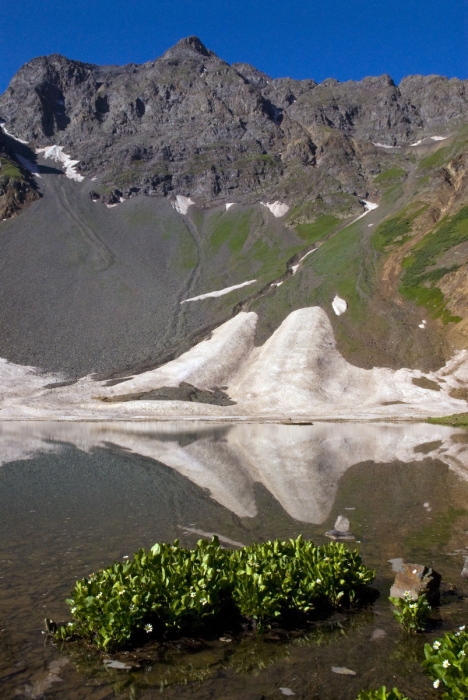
left=0, top=37, right=468, bottom=412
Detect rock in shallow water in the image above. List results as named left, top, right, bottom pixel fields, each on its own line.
left=390, top=563, right=441, bottom=605
left=325, top=514, right=355, bottom=541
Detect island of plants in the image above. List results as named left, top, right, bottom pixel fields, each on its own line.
left=53, top=536, right=375, bottom=652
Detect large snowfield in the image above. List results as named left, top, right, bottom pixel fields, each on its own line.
left=0, top=307, right=467, bottom=421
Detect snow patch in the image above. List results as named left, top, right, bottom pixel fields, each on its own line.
left=106, top=203, right=118, bottom=209
left=419, top=320, right=427, bottom=329
left=291, top=248, right=316, bottom=274
left=15, top=155, right=41, bottom=178
left=260, top=201, right=290, bottom=217
left=332, top=295, right=347, bottom=316
left=353, top=200, right=379, bottom=223
left=372, top=142, right=397, bottom=149
left=0, top=124, right=28, bottom=144
left=225, top=203, right=235, bottom=211
left=36, top=145, right=84, bottom=182
left=171, top=195, right=195, bottom=215
left=411, top=136, right=448, bottom=147
left=181, top=280, right=257, bottom=303
left=271, top=281, right=284, bottom=287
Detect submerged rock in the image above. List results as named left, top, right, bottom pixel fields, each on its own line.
left=390, top=563, right=441, bottom=605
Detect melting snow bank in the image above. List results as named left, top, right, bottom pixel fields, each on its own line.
left=3, top=308, right=468, bottom=421
left=181, top=280, right=257, bottom=302
left=260, top=201, right=290, bottom=217
left=372, top=142, right=398, bottom=149
left=0, top=123, right=29, bottom=144
left=36, top=145, right=84, bottom=182
left=291, top=249, right=316, bottom=274
left=332, top=295, right=347, bottom=316
left=171, top=195, right=195, bottom=215
left=352, top=200, right=379, bottom=223
left=411, top=136, right=449, bottom=147
left=225, top=203, right=235, bottom=211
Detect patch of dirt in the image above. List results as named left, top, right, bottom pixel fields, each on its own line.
left=412, top=377, right=441, bottom=391
left=449, top=387, right=468, bottom=401
left=99, top=382, right=236, bottom=406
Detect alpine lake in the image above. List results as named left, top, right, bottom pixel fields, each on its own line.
left=1, top=420, right=468, bottom=700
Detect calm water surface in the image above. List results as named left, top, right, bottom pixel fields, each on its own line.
left=1, top=421, right=468, bottom=699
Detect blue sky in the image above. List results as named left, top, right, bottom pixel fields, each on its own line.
left=1, top=0, right=467, bottom=92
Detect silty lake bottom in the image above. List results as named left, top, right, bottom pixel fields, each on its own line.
left=2, top=421, right=468, bottom=699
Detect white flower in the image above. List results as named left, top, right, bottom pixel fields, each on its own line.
left=455, top=632, right=460, bottom=637
left=442, top=659, right=450, bottom=668
left=144, top=624, right=153, bottom=633
left=118, top=589, right=125, bottom=595
left=433, top=641, right=441, bottom=649
left=96, top=592, right=102, bottom=599
left=460, top=625, right=466, bottom=631
left=460, top=650, right=466, bottom=657
left=70, top=607, right=77, bottom=614
left=190, top=592, right=196, bottom=598
left=409, top=604, right=417, bottom=609
left=316, top=579, right=322, bottom=584
left=67, top=622, right=73, bottom=627
left=433, top=679, right=440, bottom=688
left=200, top=598, right=208, bottom=605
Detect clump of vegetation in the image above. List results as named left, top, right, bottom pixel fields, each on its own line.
left=399, top=205, right=468, bottom=322
left=418, top=146, right=451, bottom=171
left=389, top=592, right=432, bottom=633
left=0, top=155, right=24, bottom=183
left=295, top=214, right=339, bottom=242
left=374, top=167, right=407, bottom=185
left=54, top=536, right=374, bottom=651
left=372, top=203, right=427, bottom=252
left=423, top=626, right=468, bottom=698
left=427, top=414, right=468, bottom=427
left=356, top=688, right=409, bottom=700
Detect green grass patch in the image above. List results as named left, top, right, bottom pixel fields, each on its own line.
left=374, top=167, right=407, bottom=184
left=372, top=204, right=427, bottom=252
left=295, top=214, right=339, bottom=242
left=210, top=210, right=252, bottom=254
left=54, top=536, right=374, bottom=651
left=418, top=146, right=451, bottom=171
left=427, top=413, right=468, bottom=427
left=0, top=156, right=24, bottom=181
left=399, top=205, right=468, bottom=321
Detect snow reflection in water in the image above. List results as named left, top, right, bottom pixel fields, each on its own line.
left=1, top=420, right=468, bottom=700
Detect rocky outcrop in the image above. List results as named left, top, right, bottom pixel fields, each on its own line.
left=0, top=37, right=466, bottom=209
left=0, top=129, right=39, bottom=219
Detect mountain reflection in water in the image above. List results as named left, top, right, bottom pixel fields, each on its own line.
left=0, top=420, right=467, bottom=523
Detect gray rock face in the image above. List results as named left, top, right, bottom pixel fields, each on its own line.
left=0, top=37, right=466, bottom=208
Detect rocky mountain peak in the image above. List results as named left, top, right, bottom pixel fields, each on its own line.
left=160, top=35, right=213, bottom=60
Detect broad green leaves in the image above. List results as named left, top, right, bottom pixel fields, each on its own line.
left=56, top=536, right=374, bottom=651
